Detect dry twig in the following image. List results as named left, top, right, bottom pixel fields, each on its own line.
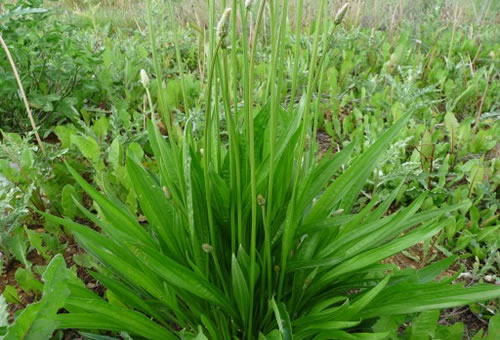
left=0, top=34, right=46, bottom=156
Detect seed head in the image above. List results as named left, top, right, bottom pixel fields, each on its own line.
left=257, top=194, right=266, bottom=206
left=245, top=0, right=255, bottom=10
left=334, top=3, right=350, bottom=26
left=216, top=8, right=232, bottom=43
left=162, top=186, right=171, bottom=200
left=303, top=278, right=312, bottom=290
left=140, top=69, right=150, bottom=88
left=332, top=208, right=344, bottom=216
left=202, top=243, right=213, bottom=253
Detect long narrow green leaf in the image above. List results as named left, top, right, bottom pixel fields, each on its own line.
left=364, top=179, right=405, bottom=223
left=301, top=201, right=468, bottom=247
left=56, top=313, right=173, bottom=340
left=343, top=276, right=390, bottom=319
left=232, top=254, right=250, bottom=324
left=126, top=156, right=184, bottom=261
left=362, top=284, right=500, bottom=317
left=310, top=221, right=445, bottom=293
left=294, top=300, right=350, bottom=331
left=71, top=197, right=138, bottom=246
left=270, top=297, right=293, bottom=340
left=295, top=318, right=362, bottom=338
left=416, top=255, right=457, bottom=283
left=306, top=114, right=410, bottom=222
left=329, top=194, right=427, bottom=259
left=291, top=195, right=426, bottom=271
left=299, top=215, right=356, bottom=235
left=89, top=271, right=176, bottom=326
left=314, top=330, right=389, bottom=340
left=63, top=297, right=174, bottom=340
left=65, top=162, right=154, bottom=247
left=182, top=126, right=203, bottom=269
left=296, top=141, right=356, bottom=213
left=132, top=245, right=237, bottom=318
left=41, top=213, right=167, bottom=301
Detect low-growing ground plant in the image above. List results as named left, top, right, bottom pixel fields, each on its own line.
left=0, top=0, right=103, bottom=134
left=0, top=0, right=499, bottom=339
left=0, top=1, right=494, bottom=339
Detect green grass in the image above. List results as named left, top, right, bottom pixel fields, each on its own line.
left=0, top=0, right=499, bottom=339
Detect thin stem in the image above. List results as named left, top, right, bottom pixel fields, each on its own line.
left=259, top=201, right=268, bottom=317
left=239, top=1, right=250, bottom=249
left=447, top=3, right=459, bottom=62
left=473, top=64, right=493, bottom=134
left=266, top=0, right=289, bottom=301
left=203, top=37, right=225, bottom=288
left=218, top=49, right=240, bottom=254
left=230, top=0, right=243, bottom=252
left=0, top=34, right=46, bottom=156
left=311, top=56, right=329, bottom=162
left=246, top=1, right=267, bottom=337
left=146, top=0, right=175, bottom=144
left=310, top=15, right=333, bottom=163
left=288, top=0, right=304, bottom=114
left=278, top=0, right=327, bottom=300
left=166, top=0, right=189, bottom=118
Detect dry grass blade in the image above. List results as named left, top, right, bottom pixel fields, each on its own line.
left=0, top=34, right=46, bottom=156
left=473, top=64, right=493, bottom=134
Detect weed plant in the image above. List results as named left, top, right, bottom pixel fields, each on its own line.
left=1, top=0, right=499, bottom=339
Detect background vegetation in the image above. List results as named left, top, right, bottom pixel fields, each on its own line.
left=0, top=0, right=499, bottom=339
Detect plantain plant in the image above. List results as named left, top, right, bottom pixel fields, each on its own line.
left=16, top=0, right=499, bottom=339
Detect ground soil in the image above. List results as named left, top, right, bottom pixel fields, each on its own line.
left=383, top=242, right=497, bottom=339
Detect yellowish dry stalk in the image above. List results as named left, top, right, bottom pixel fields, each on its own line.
left=399, top=0, right=403, bottom=24
left=0, top=34, right=46, bottom=156
left=134, top=17, right=145, bottom=36
left=140, top=69, right=153, bottom=130
left=473, top=65, right=493, bottom=134
left=447, top=3, right=460, bottom=60
left=389, top=5, right=398, bottom=40
left=354, top=0, right=362, bottom=26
